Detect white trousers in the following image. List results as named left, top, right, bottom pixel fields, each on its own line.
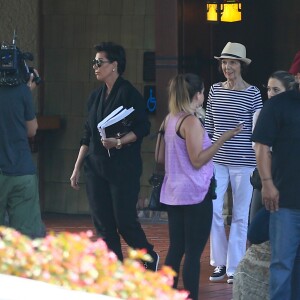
left=210, top=163, right=254, bottom=276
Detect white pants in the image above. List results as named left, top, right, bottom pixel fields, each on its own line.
left=210, top=163, right=254, bottom=276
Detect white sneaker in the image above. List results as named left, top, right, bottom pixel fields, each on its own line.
left=227, top=275, right=234, bottom=284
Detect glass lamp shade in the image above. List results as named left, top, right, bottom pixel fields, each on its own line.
left=206, top=4, right=218, bottom=22
left=221, top=3, right=242, bottom=22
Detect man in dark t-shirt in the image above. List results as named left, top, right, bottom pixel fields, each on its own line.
left=252, top=89, right=300, bottom=300
left=0, top=73, right=45, bottom=238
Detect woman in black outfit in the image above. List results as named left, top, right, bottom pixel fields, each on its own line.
left=70, top=42, right=158, bottom=270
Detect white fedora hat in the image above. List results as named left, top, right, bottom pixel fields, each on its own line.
left=214, top=42, right=251, bottom=65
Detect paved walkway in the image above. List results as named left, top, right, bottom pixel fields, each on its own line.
left=43, top=213, right=233, bottom=300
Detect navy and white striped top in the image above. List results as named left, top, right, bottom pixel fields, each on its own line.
left=205, top=83, right=263, bottom=166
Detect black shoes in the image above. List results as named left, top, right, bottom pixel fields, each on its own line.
left=209, top=265, right=226, bottom=281
left=143, top=251, right=160, bottom=272
left=209, top=266, right=234, bottom=284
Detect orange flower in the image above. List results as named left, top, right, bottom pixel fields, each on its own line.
left=0, top=227, right=189, bottom=300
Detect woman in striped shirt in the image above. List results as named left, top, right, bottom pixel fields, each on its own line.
left=205, top=42, right=263, bottom=284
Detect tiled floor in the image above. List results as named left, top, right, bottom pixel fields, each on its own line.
left=43, top=213, right=233, bottom=300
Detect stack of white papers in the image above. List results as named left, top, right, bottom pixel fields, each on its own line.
left=97, top=106, right=135, bottom=156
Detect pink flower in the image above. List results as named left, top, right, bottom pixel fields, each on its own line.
left=0, top=227, right=189, bottom=300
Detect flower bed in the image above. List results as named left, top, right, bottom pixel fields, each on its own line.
left=0, top=227, right=189, bottom=300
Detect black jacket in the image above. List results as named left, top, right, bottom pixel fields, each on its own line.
left=81, top=77, right=150, bottom=180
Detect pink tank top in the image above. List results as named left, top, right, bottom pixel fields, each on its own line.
left=160, top=113, right=214, bottom=205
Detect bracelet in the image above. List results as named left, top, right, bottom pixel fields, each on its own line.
left=116, top=139, right=122, bottom=149
left=261, top=177, right=272, bottom=181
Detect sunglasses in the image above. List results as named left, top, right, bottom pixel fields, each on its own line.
left=92, top=59, right=111, bottom=68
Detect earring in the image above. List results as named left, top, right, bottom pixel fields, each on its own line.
left=112, top=68, right=115, bottom=72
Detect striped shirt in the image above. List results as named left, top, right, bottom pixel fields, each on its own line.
left=205, top=83, right=263, bottom=166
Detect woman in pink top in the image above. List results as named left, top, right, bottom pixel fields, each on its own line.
left=155, top=73, right=242, bottom=300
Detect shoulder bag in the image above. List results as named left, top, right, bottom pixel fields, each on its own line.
left=148, top=120, right=167, bottom=211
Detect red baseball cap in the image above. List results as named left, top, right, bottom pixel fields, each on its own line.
left=289, top=51, right=300, bottom=75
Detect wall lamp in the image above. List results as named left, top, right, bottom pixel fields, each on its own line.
left=206, top=0, right=242, bottom=23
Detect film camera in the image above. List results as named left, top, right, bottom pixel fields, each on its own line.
left=0, top=31, right=41, bottom=86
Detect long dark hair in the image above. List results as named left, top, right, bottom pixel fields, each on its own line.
left=269, top=70, right=299, bottom=91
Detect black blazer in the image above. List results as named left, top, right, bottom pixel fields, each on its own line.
left=81, top=76, right=150, bottom=160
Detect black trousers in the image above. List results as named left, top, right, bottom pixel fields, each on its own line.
left=84, top=154, right=154, bottom=261
left=249, top=188, right=263, bottom=224
left=165, top=196, right=213, bottom=300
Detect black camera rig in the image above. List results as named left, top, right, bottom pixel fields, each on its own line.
left=0, top=30, right=41, bottom=86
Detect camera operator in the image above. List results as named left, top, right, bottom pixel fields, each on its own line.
left=0, top=67, right=45, bottom=238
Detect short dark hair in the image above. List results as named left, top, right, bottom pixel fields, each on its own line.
left=94, top=42, right=126, bottom=75
left=218, top=59, right=248, bottom=76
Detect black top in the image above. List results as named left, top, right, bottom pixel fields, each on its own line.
left=80, top=76, right=150, bottom=182
left=252, top=90, right=300, bottom=210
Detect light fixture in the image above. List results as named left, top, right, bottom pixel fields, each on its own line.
left=207, top=3, right=219, bottom=22
left=206, top=0, right=242, bottom=23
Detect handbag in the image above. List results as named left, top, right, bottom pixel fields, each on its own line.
left=148, top=173, right=166, bottom=211
left=250, top=168, right=262, bottom=190
left=207, top=174, right=217, bottom=200
left=148, top=120, right=167, bottom=211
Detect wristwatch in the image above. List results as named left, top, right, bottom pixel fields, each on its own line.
left=116, top=138, right=122, bottom=149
